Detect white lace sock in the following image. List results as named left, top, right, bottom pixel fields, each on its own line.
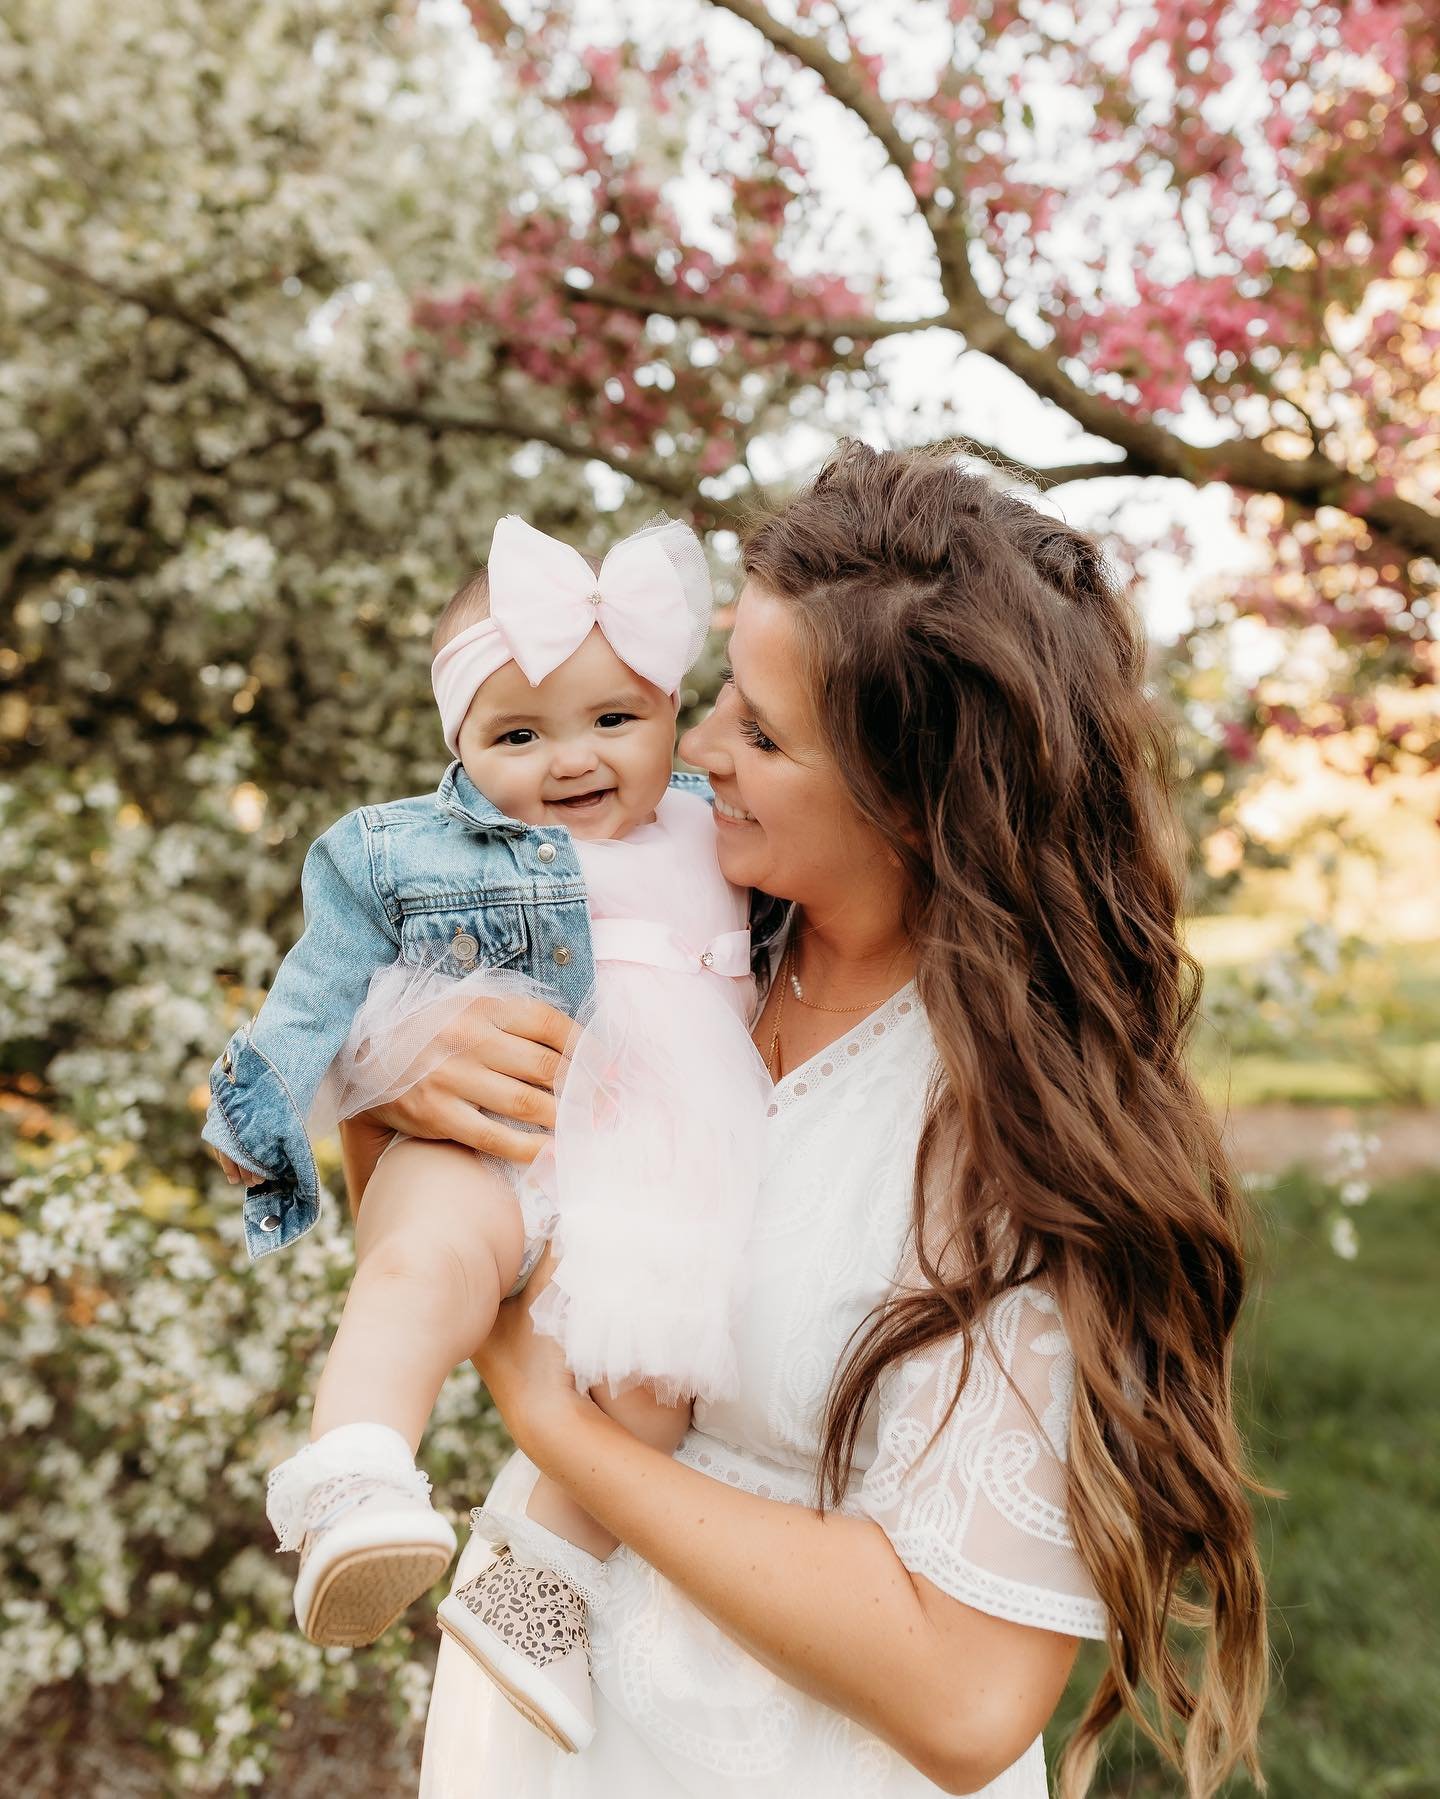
left=469, top=1499, right=611, bottom=1613
left=267, top=1422, right=432, bottom=1550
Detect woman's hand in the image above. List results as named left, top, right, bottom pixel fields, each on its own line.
left=470, top=1249, right=590, bottom=1464
left=364, top=992, right=574, bottom=1159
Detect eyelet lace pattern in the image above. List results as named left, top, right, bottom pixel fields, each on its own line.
left=763, top=984, right=921, bottom=1121
left=469, top=1502, right=610, bottom=1612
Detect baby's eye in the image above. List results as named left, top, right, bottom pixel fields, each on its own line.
left=596, top=712, right=634, bottom=729
left=497, top=728, right=537, bottom=747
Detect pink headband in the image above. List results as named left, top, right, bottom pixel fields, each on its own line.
left=432, top=515, right=713, bottom=756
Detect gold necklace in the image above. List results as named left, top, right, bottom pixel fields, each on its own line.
left=763, top=941, right=792, bottom=1080
left=788, top=941, right=889, bottom=1015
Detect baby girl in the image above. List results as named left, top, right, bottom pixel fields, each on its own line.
left=203, top=515, right=767, bottom=1751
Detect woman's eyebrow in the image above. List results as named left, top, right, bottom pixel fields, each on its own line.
left=735, top=681, right=782, bottom=736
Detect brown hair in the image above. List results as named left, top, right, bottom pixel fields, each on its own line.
left=432, top=570, right=492, bottom=655
left=742, top=441, right=1267, bottom=1797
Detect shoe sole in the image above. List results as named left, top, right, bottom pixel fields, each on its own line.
left=301, top=1542, right=454, bottom=1648
left=436, top=1608, right=584, bottom=1753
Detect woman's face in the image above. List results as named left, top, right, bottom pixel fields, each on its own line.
left=679, top=580, right=901, bottom=914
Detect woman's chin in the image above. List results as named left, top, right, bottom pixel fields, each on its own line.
left=713, top=826, right=764, bottom=890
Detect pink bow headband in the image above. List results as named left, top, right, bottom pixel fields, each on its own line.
left=432, top=515, right=714, bottom=756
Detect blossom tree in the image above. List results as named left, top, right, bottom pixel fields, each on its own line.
left=2, top=0, right=1434, bottom=1783
left=443, top=0, right=1438, bottom=783
left=0, top=0, right=742, bottom=1784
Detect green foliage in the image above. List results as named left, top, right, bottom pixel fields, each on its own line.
left=1046, top=1169, right=1440, bottom=1796
left=0, top=1, right=647, bottom=1787
left=0, top=1109, right=507, bottom=1789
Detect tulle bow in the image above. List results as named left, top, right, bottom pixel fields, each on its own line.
left=488, top=516, right=695, bottom=695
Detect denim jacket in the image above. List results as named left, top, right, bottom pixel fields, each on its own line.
left=204, top=762, right=781, bottom=1261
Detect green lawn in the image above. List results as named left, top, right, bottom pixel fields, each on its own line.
left=1044, top=1169, right=1440, bottom=1795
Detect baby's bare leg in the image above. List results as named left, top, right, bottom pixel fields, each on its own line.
left=310, top=1138, right=524, bottom=1449
left=525, top=1384, right=691, bottom=1560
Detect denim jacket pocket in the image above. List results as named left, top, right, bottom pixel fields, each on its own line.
left=399, top=900, right=529, bottom=972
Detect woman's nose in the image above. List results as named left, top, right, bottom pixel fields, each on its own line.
left=678, top=701, right=731, bottom=775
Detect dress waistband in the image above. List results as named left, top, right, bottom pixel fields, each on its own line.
left=589, top=919, right=750, bottom=977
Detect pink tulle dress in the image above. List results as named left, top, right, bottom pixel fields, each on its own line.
left=325, top=788, right=769, bottom=1409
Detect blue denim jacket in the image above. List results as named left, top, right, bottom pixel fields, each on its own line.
left=204, top=762, right=780, bottom=1261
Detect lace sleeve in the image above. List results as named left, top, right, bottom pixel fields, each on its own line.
left=858, top=1286, right=1108, bottom=1640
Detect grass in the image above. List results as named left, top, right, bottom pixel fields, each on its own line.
left=1044, top=1168, right=1440, bottom=1795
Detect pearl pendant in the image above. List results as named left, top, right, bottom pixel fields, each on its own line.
left=789, top=969, right=804, bottom=1000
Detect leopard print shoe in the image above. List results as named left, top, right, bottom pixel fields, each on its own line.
left=436, top=1543, right=596, bottom=1752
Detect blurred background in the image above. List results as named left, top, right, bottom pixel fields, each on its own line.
left=2, top=1, right=1436, bottom=1792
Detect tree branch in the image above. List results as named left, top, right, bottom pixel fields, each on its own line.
left=364, top=402, right=684, bottom=497
left=567, top=279, right=958, bottom=341
left=690, top=5, right=1440, bottom=564
left=708, top=0, right=916, bottom=180
left=946, top=440, right=1137, bottom=488
left=7, top=236, right=737, bottom=528
left=706, top=0, right=983, bottom=305
left=0, top=232, right=310, bottom=416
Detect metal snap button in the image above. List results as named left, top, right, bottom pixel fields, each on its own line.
left=221, top=1049, right=234, bottom=1078
left=553, top=945, right=572, bottom=965
left=537, top=842, right=557, bottom=864
left=259, top=1214, right=281, bottom=1233
left=451, top=931, right=479, bottom=963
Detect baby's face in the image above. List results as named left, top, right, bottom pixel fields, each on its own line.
left=457, top=626, right=676, bottom=839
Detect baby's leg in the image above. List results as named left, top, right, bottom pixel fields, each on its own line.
left=524, top=1384, right=691, bottom=1560
left=311, top=1138, right=524, bottom=1449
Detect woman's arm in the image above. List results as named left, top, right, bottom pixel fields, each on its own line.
left=476, top=1292, right=1078, bottom=1794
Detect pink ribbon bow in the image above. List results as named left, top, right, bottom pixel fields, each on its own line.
left=432, top=516, right=705, bottom=755
left=489, top=516, right=694, bottom=694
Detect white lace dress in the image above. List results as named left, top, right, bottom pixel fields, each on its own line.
left=420, top=986, right=1107, bottom=1797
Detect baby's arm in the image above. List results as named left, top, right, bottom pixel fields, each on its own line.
left=522, top=1381, right=691, bottom=1562
left=591, top=1384, right=690, bottom=1457
left=202, top=809, right=400, bottom=1201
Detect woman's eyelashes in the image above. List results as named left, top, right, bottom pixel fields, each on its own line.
left=718, top=662, right=778, bottom=752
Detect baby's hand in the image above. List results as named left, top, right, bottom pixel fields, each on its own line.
left=209, top=1144, right=264, bottom=1187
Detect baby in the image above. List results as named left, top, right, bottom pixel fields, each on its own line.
left=203, top=515, right=767, bottom=1752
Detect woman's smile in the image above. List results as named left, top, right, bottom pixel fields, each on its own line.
left=712, top=793, right=756, bottom=825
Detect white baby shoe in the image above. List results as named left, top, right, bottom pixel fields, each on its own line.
left=267, top=1422, right=457, bottom=1648
left=435, top=1507, right=607, bottom=1753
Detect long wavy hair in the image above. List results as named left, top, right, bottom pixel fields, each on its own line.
left=741, top=441, right=1267, bottom=1797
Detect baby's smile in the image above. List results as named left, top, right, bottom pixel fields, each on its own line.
left=457, top=629, right=677, bottom=841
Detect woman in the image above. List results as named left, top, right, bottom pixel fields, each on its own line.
left=342, top=442, right=1267, bottom=1796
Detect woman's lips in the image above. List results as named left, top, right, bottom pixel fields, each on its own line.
left=713, top=793, right=757, bottom=825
